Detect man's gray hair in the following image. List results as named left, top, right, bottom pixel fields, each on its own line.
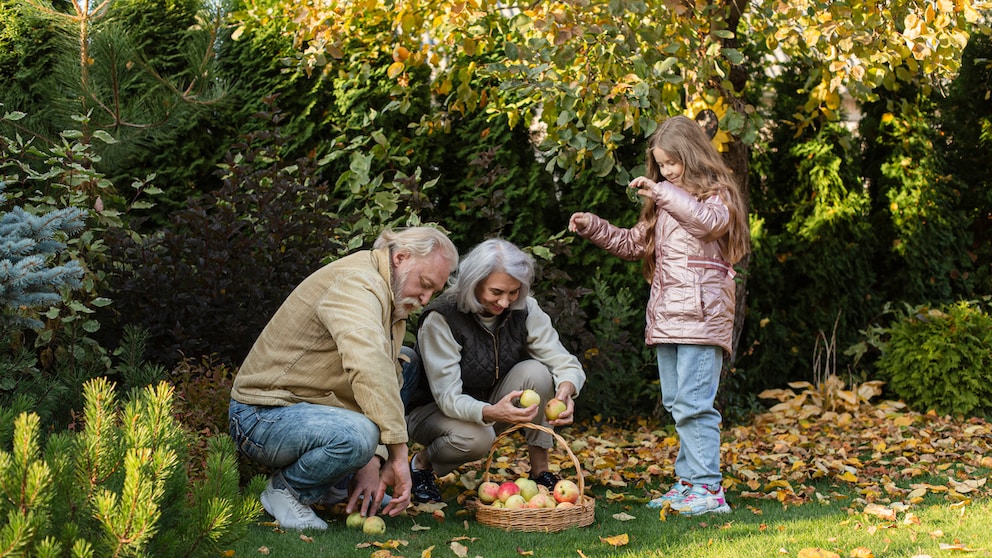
left=374, top=227, right=459, bottom=273
left=449, top=238, right=534, bottom=313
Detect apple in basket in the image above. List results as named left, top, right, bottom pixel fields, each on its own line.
left=503, top=494, right=527, bottom=509
left=515, top=477, right=540, bottom=501
left=496, top=481, right=521, bottom=502
left=478, top=481, right=500, bottom=503
left=553, top=479, right=580, bottom=504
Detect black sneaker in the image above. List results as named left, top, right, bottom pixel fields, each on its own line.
left=410, top=463, right=442, bottom=503
left=530, top=471, right=560, bottom=491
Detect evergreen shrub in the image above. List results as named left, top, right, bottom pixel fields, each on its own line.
left=0, top=377, right=261, bottom=557
left=871, top=299, right=992, bottom=417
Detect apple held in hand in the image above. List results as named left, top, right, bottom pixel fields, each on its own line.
left=552, top=479, right=580, bottom=504
left=545, top=398, right=567, bottom=420
left=478, top=481, right=500, bottom=503
left=518, top=389, right=541, bottom=408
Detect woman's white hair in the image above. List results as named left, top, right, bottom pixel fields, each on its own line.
left=448, top=238, right=534, bottom=313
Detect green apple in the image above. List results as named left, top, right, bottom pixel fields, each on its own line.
left=518, top=389, right=541, bottom=408
left=362, top=515, right=386, bottom=535
left=346, top=512, right=365, bottom=529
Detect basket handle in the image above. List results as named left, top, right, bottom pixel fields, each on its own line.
left=480, top=422, right=585, bottom=497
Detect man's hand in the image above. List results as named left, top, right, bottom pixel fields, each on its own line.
left=379, top=444, right=411, bottom=517
left=346, top=456, right=385, bottom=516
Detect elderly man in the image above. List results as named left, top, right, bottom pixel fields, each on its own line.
left=229, top=227, right=458, bottom=530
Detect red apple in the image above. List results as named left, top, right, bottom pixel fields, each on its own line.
left=552, top=479, right=580, bottom=504
left=496, top=481, right=520, bottom=502
left=478, top=481, right=500, bottom=503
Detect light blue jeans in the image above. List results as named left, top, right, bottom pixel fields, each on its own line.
left=656, top=344, right=724, bottom=487
left=229, top=400, right=379, bottom=505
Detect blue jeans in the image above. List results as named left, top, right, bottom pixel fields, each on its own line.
left=656, top=344, right=723, bottom=487
left=229, top=400, right=379, bottom=505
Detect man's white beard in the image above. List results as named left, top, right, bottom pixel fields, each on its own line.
left=392, top=267, right=421, bottom=319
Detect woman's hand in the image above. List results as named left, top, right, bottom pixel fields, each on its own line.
left=482, top=390, right=540, bottom=424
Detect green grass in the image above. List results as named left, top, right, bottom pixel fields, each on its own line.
left=224, top=484, right=992, bottom=557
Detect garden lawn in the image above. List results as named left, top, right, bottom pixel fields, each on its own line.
left=224, top=388, right=992, bottom=557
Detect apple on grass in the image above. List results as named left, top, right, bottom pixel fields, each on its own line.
left=478, top=481, right=500, bottom=503
left=545, top=398, right=567, bottom=420
left=518, top=389, right=541, bottom=408
left=346, top=512, right=365, bottom=529
left=552, top=479, right=580, bottom=504
left=362, top=515, right=386, bottom=535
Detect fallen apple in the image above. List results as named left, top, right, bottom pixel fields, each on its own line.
left=545, top=398, right=567, bottom=420
left=362, top=515, right=386, bottom=535
left=345, top=512, right=365, bottom=529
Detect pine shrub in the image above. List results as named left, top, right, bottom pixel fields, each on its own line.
left=0, top=377, right=261, bottom=557
left=874, top=299, right=992, bottom=417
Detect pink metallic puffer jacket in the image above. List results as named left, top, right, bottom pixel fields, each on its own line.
left=576, top=181, right=738, bottom=354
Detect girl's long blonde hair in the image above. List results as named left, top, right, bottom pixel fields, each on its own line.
left=638, top=115, right=750, bottom=281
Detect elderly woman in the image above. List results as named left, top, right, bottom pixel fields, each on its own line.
left=403, top=239, right=586, bottom=503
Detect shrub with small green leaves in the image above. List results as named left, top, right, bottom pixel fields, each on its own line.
left=874, top=299, right=992, bottom=417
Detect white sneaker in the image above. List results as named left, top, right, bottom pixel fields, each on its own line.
left=647, top=480, right=692, bottom=508
left=670, top=483, right=731, bottom=516
left=260, top=479, right=328, bottom=530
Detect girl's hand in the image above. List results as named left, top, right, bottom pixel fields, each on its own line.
left=568, top=212, right=590, bottom=232
left=628, top=176, right=657, bottom=198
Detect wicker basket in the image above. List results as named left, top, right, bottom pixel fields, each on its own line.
left=472, top=422, right=595, bottom=532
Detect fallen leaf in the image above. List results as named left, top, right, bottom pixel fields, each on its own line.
left=612, top=512, right=636, bottom=521
left=600, top=534, right=629, bottom=547
left=797, top=548, right=841, bottom=558
left=450, top=541, right=468, bottom=558
left=421, top=545, right=435, bottom=558
left=257, top=547, right=269, bottom=555
left=938, top=543, right=982, bottom=552
left=849, top=547, right=874, bottom=558
left=516, top=548, right=534, bottom=556
left=298, top=534, right=312, bottom=543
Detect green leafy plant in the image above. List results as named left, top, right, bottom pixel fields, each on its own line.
left=866, top=299, right=992, bottom=417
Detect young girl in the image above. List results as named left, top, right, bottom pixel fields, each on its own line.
left=568, top=115, right=749, bottom=516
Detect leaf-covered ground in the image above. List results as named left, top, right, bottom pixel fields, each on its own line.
left=457, top=384, right=991, bottom=514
